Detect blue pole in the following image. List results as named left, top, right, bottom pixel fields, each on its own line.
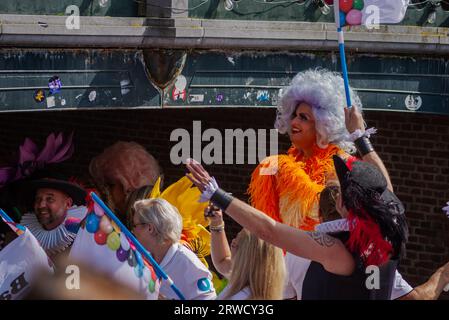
left=337, top=27, right=352, bottom=108
left=90, top=192, right=186, bottom=300
left=0, top=208, right=14, bottom=223
left=0, top=208, right=26, bottom=233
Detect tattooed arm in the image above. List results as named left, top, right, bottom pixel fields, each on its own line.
left=222, top=198, right=355, bottom=276
left=185, top=159, right=355, bottom=276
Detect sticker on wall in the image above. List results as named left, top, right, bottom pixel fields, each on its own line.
left=216, top=93, right=224, bottom=103
left=99, top=0, right=110, bottom=7
left=120, top=79, right=131, bottom=96
left=405, top=95, right=422, bottom=111
left=189, top=94, right=204, bottom=103
left=89, top=90, right=97, bottom=102
left=33, top=89, right=46, bottom=103
left=48, top=76, right=62, bottom=95
left=46, top=96, right=56, bottom=108
left=172, top=75, right=187, bottom=101
left=172, top=89, right=186, bottom=101
left=278, top=88, right=284, bottom=97
left=256, top=90, right=269, bottom=102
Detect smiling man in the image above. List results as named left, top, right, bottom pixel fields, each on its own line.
left=20, top=173, right=87, bottom=258
left=34, top=188, right=73, bottom=230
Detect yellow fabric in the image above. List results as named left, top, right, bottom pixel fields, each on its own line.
left=211, top=271, right=228, bottom=295
left=148, top=177, right=162, bottom=199
left=248, top=144, right=345, bottom=231
left=149, top=176, right=210, bottom=267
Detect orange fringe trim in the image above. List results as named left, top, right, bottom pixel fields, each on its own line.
left=248, top=144, right=346, bottom=231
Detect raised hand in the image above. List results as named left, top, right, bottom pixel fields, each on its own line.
left=185, top=158, right=214, bottom=192
left=344, top=105, right=365, bottom=134
left=204, top=204, right=223, bottom=224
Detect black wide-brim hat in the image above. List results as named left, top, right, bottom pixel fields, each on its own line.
left=333, top=155, right=404, bottom=214
left=25, top=178, right=87, bottom=206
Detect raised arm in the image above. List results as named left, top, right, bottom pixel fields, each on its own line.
left=186, top=160, right=355, bottom=276
left=222, top=197, right=354, bottom=276
left=345, top=106, right=394, bottom=192
left=206, top=205, right=233, bottom=278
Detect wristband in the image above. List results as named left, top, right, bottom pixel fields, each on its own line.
left=199, top=177, right=219, bottom=203
left=209, top=223, right=225, bottom=232
left=210, top=188, right=234, bottom=211
left=349, top=127, right=377, bottom=142
left=354, top=136, right=374, bottom=157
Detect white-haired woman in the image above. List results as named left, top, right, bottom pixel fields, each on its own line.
left=206, top=205, right=285, bottom=300
left=248, top=68, right=391, bottom=231
left=131, top=198, right=216, bottom=300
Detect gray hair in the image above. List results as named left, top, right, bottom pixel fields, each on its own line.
left=275, top=68, right=363, bottom=153
left=133, top=198, right=182, bottom=244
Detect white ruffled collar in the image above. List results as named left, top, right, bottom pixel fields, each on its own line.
left=21, top=206, right=87, bottom=256
left=315, top=218, right=350, bottom=234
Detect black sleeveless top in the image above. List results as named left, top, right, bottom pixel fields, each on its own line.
left=301, top=232, right=398, bottom=300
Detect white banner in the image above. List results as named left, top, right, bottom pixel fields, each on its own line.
left=69, top=219, right=160, bottom=300
left=362, top=0, right=409, bottom=25
left=335, top=0, right=409, bottom=28
left=0, top=229, right=53, bottom=300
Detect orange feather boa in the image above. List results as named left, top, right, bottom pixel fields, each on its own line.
left=248, top=144, right=346, bottom=231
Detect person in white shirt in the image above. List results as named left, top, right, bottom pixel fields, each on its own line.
left=283, top=185, right=449, bottom=300
left=131, top=198, right=216, bottom=300
left=206, top=204, right=285, bottom=300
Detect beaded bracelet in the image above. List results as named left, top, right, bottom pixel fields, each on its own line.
left=209, top=223, right=225, bottom=232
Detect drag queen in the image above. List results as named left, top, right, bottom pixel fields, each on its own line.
left=248, top=69, right=363, bottom=230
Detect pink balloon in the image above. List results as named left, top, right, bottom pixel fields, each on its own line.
left=346, top=9, right=362, bottom=26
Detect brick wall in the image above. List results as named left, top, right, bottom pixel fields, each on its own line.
left=0, top=107, right=448, bottom=298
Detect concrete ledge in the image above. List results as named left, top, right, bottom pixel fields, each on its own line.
left=1, top=14, right=449, bottom=54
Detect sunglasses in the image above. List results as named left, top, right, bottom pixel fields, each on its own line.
left=131, top=222, right=148, bottom=229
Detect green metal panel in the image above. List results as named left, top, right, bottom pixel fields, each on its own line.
left=163, top=51, right=449, bottom=115
left=188, top=0, right=449, bottom=27
left=0, top=50, right=160, bottom=111
left=0, top=0, right=138, bottom=17
left=0, top=50, right=448, bottom=115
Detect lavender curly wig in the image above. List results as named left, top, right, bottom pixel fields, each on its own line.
left=275, top=69, right=363, bottom=153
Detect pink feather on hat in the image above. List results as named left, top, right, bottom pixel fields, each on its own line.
left=0, top=132, right=74, bottom=188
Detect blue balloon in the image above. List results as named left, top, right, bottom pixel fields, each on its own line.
left=340, top=11, right=346, bottom=27
left=86, top=213, right=100, bottom=233
left=134, top=250, right=142, bottom=265
left=134, top=265, right=143, bottom=278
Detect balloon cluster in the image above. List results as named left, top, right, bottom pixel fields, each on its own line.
left=326, top=0, right=365, bottom=27
left=85, top=204, right=158, bottom=293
